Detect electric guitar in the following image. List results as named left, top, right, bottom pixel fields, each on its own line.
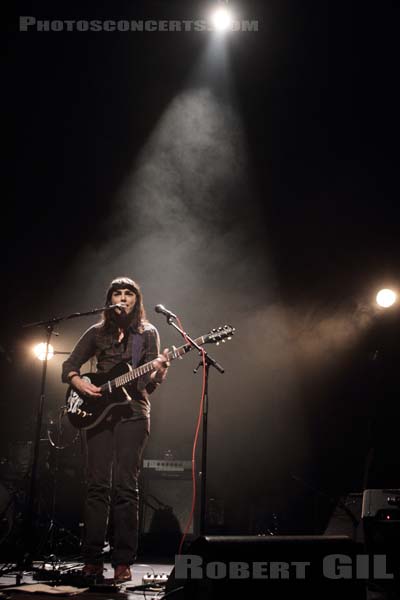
left=65, top=325, right=235, bottom=430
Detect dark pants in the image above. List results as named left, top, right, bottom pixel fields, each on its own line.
left=82, top=417, right=149, bottom=566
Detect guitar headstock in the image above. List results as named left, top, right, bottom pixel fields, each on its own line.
left=205, top=325, right=235, bottom=345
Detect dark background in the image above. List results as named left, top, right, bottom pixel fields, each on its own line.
left=2, top=1, right=399, bottom=538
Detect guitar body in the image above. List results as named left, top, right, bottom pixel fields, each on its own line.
left=65, top=362, right=134, bottom=431
left=64, top=325, right=235, bottom=432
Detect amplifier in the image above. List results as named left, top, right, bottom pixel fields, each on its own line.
left=362, top=489, right=400, bottom=520
left=140, top=459, right=196, bottom=543
left=142, top=459, right=192, bottom=479
left=362, top=489, right=400, bottom=559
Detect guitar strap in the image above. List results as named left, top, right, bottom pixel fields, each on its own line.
left=131, top=331, right=144, bottom=368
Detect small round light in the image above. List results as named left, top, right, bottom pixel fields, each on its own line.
left=211, top=7, right=233, bottom=32
left=376, top=289, right=397, bottom=308
left=33, top=343, right=54, bottom=361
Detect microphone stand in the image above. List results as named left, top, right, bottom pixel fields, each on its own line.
left=158, top=313, right=224, bottom=536
left=19, top=304, right=115, bottom=570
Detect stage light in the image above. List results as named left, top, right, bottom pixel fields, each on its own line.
left=33, top=343, right=54, bottom=361
left=211, top=4, right=234, bottom=32
left=376, top=288, right=397, bottom=308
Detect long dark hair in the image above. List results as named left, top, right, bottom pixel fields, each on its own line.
left=100, top=277, right=147, bottom=334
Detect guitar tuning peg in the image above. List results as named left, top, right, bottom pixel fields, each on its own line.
left=222, top=340, right=225, bottom=343
left=216, top=342, right=220, bottom=346
left=228, top=336, right=232, bottom=340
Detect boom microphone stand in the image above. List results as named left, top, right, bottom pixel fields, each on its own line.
left=155, top=305, right=224, bottom=535
left=20, top=303, right=122, bottom=569
left=36, top=385, right=82, bottom=562
left=21, top=323, right=54, bottom=568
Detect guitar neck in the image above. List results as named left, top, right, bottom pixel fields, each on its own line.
left=103, top=335, right=206, bottom=392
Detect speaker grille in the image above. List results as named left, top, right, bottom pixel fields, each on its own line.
left=141, top=477, right=194, bottom=535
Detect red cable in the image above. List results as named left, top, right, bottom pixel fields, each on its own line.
left=176, top=318, right=207, bottom=556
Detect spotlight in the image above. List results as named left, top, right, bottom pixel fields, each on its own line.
left=211, top=3, right=234, bottom=32
left=376, top=288, right=397, bottom=309
left=33, top=343, right=54, bottom=361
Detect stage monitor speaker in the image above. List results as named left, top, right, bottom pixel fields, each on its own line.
left=165, top=535, right=366, bottom=600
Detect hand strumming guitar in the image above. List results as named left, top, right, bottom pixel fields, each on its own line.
left=68, top=372, right=102, bottom=397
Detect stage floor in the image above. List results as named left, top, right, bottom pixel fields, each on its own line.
left=0, top=560, right=396, bottom=600
left=0, top=560, right=174, bottom=599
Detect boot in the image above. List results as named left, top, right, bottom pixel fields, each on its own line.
left=114, top=564, right=132, bottom=583
left=81, top=563, right=104, bottom=580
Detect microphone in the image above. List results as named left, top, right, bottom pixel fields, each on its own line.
left=105, top=303, right=127, bottom=310
left=155, top=304, right=177, bottom=320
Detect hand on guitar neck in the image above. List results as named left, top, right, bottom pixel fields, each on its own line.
left=150, top=348, right=170, bottom=384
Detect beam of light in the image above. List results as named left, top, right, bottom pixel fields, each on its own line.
left=33, top=343, right=54, bottom=361
left=210, top=6, right=234, bottom=32
left=376, top=288, right=397, bottom=308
